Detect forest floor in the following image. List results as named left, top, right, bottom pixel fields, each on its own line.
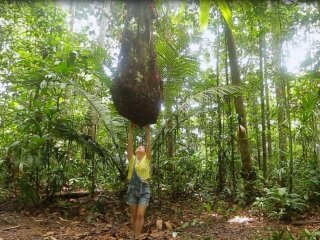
left=0, top=192, right=319, bottom=240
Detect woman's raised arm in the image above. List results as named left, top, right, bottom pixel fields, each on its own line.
left=127, top=122, right=135, bottom=160
left=145, top=125, right=152, bottom=160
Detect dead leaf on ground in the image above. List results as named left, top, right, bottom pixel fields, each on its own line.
left=42, top=231, right=55, bottom=237
left=75, top=231, right=90, bottom=237
left=165, top=221, right=173, bottom=231
left=44, top=237, right=58, bottom=240
left=156, top=219, right=163, bottom=230
left=149, top=229, right=165, bottom=238
left=59, top=217, right=68, bottom=221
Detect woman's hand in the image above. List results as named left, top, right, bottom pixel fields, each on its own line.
left=128, top=122, right=135, bottom=160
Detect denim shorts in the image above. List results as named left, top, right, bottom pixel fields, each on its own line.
left=127, top=172, right=150, bottom=206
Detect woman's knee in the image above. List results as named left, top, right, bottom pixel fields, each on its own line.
left=130, top=206, right=138, bottom=220
left=136, top=209, right=146, bottom=220
left=136, top=213, right=144, bottom=222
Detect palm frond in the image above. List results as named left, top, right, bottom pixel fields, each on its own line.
left=153, top=84, right=242, bottom=147
left=179, top=84, right=242, bottom=113
left=65, top=80, right=125, bottom=161
left=156, top=37, right=199, bottom=81
left=199, top=0, right=211, bottom=31
left=52, top=119, right=122, bottom=172
left=217, top=0, right=234, bottom=31
left=67, top=80, right=122, bottom=127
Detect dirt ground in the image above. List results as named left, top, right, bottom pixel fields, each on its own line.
left=0, top=193, right=319, bottom=240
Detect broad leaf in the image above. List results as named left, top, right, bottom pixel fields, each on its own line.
left=217, top=0, right=234, bottom=30
left=199, top=0, right=211, bottom=31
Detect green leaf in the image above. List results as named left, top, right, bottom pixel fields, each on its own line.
left=181, top=222, right=189, bottom=228
left=278, top=188, right=287, bottom=196
left=191, top=219, right=197, bottom=226
left=10, top=140, right=21, bottom=148
left=217, top=0, right=234, bottom=30
left=199, top=0, right=211, bottom=31
left=30, top=134, right=47, bottom=145
left=204, top=202, right=212, bottom=212
left=54, top=62, right=74, bottom=74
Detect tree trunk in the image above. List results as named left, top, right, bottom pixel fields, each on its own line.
left=167, top=118, right=174, bottom=158
left=203, top=111, right=208, bottom=161
left=316, top=88, right=320, bottom=166
left=209, top=98, right=215, bottom=181
left=272, top=10, right=287, bottom=187
left=97, top=1, right=110, bottom=47
left=88, top=1, right=111, bottom=197
left=225, top=24, right=256, bottom=204
left=217, top=95, right=225, bottom=195
left=253, top=102, right=261, bottom=170
left=216, top=17, right=226, bottom=194
left=225, top=31, right=236, bottom=196
left=264, top=51, right=272, bottom=169
left=69, top=0, right=76, bottom=32
left=315, top=117, right=320, bottom=167
left=82, top=108, right=98, bottom=198
left=287, top=80, right=294, bottom=193
left=259, top=35, right=268, bottom=180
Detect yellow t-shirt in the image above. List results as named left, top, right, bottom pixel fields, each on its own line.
left=127, top=154, right=150, bottom=181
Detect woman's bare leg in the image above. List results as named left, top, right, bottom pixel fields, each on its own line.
left=129, top=205, right=138, bottom=232
left=134, top=205, right=147, bottom=238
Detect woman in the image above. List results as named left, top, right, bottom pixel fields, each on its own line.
left=127, top=122, right=151, bottom=239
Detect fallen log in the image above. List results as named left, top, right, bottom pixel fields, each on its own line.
left=292, top=220, right=320, bottom=226
left=53, top=189, right=109, bottom=199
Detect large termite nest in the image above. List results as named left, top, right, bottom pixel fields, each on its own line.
left=111, top=0, right=162, bottom=127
